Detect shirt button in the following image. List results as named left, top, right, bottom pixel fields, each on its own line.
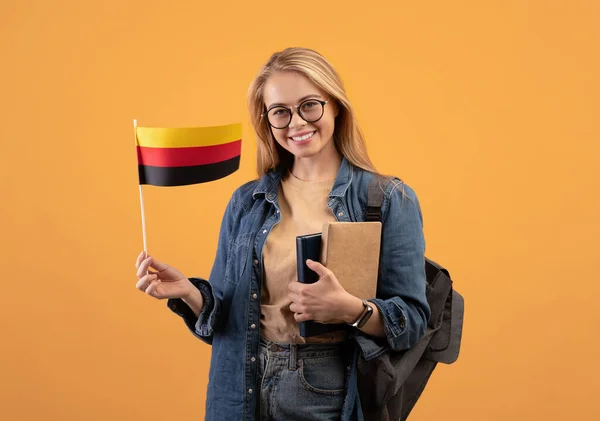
left=262, top=229, right=267, bottom=234
left=248, top=389, right=253, bottom=394
left=338, top=211, right=344, bottom=217
left=254, top=259, right=259, bottom=265
left=250, top=357, right=256, bottom=362
left=250, top=323, right=256, bottom=329
left=252, top=293, right=258, bottom=299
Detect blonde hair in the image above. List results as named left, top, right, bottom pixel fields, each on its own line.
left=247, top=47, right=379, bottom=177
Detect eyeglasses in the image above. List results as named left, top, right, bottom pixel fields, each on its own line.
left=263, top=99, right=329, bottom=129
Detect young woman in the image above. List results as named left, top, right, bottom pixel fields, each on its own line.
left=134, top=47, right=430, bottom=421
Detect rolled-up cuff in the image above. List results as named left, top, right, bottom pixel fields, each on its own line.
left=354, top=298, right=408, bottom=360
left=167, top=277, right=218, bottom=344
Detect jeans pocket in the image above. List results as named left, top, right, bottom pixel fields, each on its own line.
left=298, top=356, right=345, bottom=395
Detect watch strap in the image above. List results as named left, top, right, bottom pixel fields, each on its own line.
left=349, top=299, right=373, bottom=328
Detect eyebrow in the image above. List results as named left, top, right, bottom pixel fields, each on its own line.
left=267, top=94, right=324, bottom=109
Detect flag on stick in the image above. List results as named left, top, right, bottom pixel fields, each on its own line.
left=135, top=122, right=242, bottom=186
left=133, top=119, right=242, bottom=254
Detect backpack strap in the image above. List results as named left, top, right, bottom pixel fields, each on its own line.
left=366, top=176, right=389, bottom=222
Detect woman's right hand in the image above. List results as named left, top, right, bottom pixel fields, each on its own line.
left=135, top=251, right=194, bottom=300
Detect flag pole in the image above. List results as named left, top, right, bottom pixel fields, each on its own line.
left=134, top=119, right=148, bottom=256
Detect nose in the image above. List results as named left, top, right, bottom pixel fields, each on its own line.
left=288, top=109, right=307, bottom=129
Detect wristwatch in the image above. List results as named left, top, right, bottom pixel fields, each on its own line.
left=349, top=300, right=374, bottom=329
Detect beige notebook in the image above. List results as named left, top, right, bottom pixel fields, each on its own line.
left=320, top=221, right=382, bottom=300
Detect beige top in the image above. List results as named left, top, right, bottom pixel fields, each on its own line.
left=260, top=171, right=347, bottom=344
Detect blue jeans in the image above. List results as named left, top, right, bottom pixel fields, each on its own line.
left=257, top=336, right=347, bottom=421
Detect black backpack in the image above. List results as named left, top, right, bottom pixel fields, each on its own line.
left=356, top=177, right=465, bottom=421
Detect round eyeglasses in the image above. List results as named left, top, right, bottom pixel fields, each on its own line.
left=263, top=99, right=329, bottom=129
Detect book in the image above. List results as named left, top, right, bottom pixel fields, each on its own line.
left=320, top=221, right=382, bottom=300
left=295, top=233, right=347, bottom=338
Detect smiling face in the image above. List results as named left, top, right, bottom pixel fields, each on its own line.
left=263, top=71, right=338, bottom=163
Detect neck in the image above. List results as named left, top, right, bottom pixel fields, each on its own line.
left=290, top=145, right=342, bottom=181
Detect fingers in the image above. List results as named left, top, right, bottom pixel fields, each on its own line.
left=135, top=250, right=147, bottom=269
left=135, top=251, right=147, bottom=273
left=289, top=302, right=303, bottom=314
left=288, top=288, right=306, bottom=304
left=294, top=312, right=310, bottom=322
left=148, top=256, right=169, bottom=272
left=136, top=251, right=169, bottom=275
left=135, top=251, right=167, bottom=299
left=136, top=256, right=166, bottom=279
left=136, top=272, right=159, bottom=292
left=145, top=279, right=162, bottom=297
left=288, top=281, right=302, bottom=294
left=290, top=301, right=309, bottom=322
left=305, top=259, right=330, bottom=277
left=136, top=256, right=153, bottom=279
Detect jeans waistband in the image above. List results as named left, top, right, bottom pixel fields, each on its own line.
left=259, top=335, right=346, bottom=371
left=259, top=335, right=345, bottom=356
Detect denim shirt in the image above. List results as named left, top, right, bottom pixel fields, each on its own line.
left=167, top=157, right=431, bottom=421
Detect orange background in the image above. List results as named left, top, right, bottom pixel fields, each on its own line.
left=2, top=1, right=599, bottom=420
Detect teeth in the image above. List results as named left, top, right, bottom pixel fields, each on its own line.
left=291, top=131, right=315, bottom=142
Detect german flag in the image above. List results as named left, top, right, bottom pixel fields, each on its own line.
left=135, top=123, right=242, bottom=187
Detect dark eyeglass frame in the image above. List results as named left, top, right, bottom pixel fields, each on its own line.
left=262, top=99, right=330, bottom=129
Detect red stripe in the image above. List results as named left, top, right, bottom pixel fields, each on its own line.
left=137, top=139, right=241, bottom=167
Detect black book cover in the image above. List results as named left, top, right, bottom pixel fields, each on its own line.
left=295, top=233, right=347, bottom=338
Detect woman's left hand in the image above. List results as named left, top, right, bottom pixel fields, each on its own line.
left=288, top=259, right=361, bottom=324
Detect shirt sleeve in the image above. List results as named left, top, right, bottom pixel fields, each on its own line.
left=355, top=180, right=431, bottom=360
left=167, top=277, right=220, bottom=344
left=166, top=190, right=241, bottom=345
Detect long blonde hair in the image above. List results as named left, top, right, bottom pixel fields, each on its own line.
left=247, top=47, right=378, bottom=177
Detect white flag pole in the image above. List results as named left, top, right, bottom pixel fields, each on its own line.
left=134, top=119, right=148, bottom=257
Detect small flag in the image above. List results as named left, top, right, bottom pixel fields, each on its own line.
left=135, top=123, right=242, bottom=187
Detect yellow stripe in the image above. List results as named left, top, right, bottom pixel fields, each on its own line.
left=135, top=123, right=242, bottom=148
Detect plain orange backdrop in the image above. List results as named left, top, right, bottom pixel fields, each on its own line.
left=1, top=1, right=599, bottom=420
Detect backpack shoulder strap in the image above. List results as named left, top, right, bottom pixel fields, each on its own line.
left=367, top=175, right=391, bottom=222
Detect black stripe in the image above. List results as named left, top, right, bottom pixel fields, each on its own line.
left=138, top=156, right=240, bottom=187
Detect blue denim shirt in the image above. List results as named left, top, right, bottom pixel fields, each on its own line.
left=167, top=157, right=430, bottom=421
